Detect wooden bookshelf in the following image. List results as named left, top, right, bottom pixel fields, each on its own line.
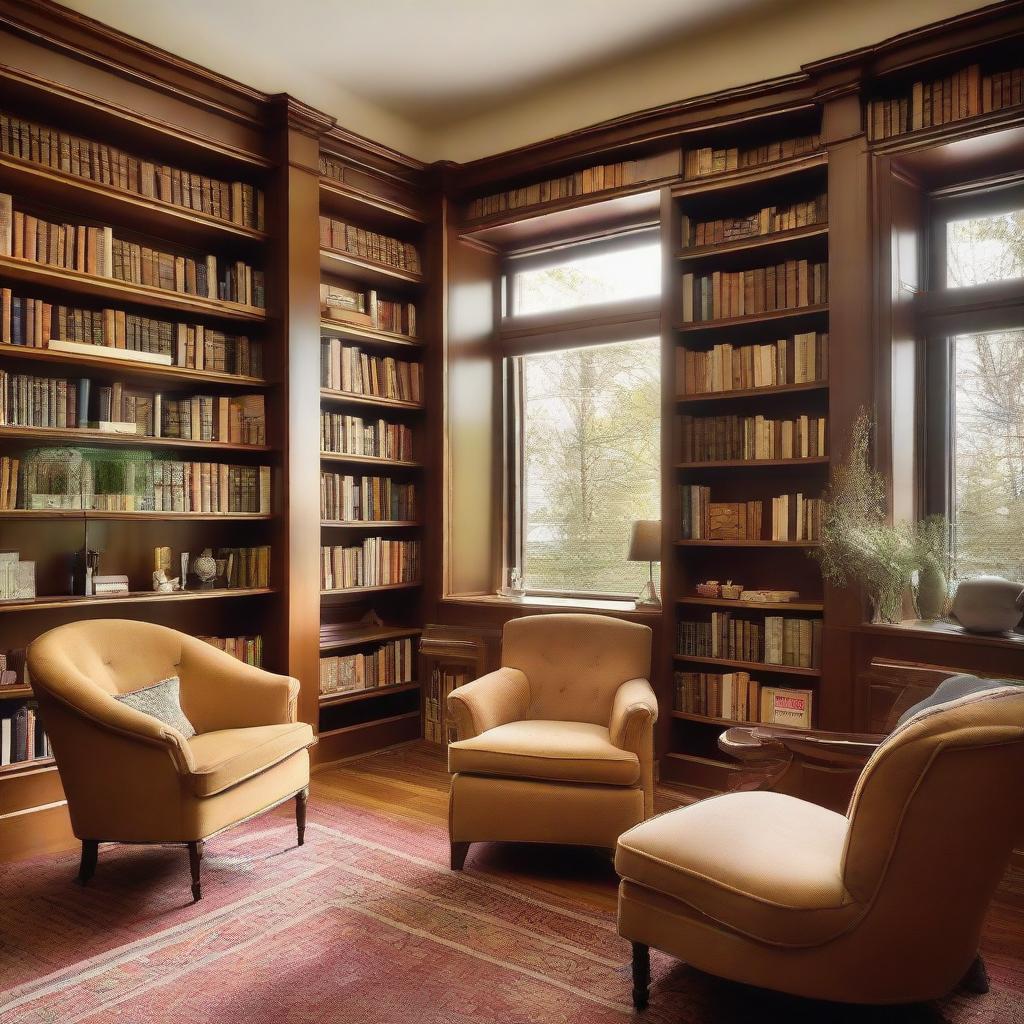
left=0, top=424, right=271, bottom=452
left=0, top=509, right=272, bottom=521
left=665, top=115, right=830, bottom=793
left=0, top=587, right=276, bottom=614
left=314, top=139, right=429, bottom=763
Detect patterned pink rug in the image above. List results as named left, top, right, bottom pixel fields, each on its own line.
left=1, top=796, right=1021, bottom=1023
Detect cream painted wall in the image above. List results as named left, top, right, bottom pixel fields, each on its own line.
left=427, top=0, right=990, bottom=164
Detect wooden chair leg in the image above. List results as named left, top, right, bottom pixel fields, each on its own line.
left=78, top=840, right=98, bottom=884
left=450, top=841, right=470, bottom=870
left=187, top=840, right=204, bottom=903
left=296, top=787, right=309, bottom=846
left=961, top=953, right=990, bottom=995
left=632, top=942, right=650, bottom=1011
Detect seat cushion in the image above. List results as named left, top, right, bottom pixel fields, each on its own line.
left=615, top=791, right=861, bottom=947
left=187, top=722, right=314, bottom=797
left=448, top=720, right=639, bottom=786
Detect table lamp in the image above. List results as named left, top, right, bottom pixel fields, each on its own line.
left=628, top=520, right=661, bottom=608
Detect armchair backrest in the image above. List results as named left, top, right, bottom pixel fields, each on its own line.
left=841, top=686, right=1024, bottom=966
left=501, top=613, right=652, bottom=725
left=28, top=618, right=250, bottom=736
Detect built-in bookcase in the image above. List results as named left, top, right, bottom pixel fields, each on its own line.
left=313, top=144, right=429, bottom=762
left=661, top=113, right=830, bottom=795
left=0, top=72, right=282, bottom=819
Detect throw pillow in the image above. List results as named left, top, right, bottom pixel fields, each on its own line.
left=113, top=675, right=196, bottom=738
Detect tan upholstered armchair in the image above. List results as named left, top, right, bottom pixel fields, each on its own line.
left=446, top=613, right=657, bottom=869
left=27, top=619, right=315, bottom=901
left=617, top=685, right=1024, bottom=1009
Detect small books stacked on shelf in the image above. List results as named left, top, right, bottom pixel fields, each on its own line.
left=320, top=473, right=416, bottom=522
left=198, top=635, right=263, bottom=666
left=92, top=573, right=128, bottom=595
left=18, top=454, right=270, bottom=514
left=320, top=340, right=423, bottom=403
left=318, top=636, right=415, bottom=696
left=678, top=613, right=823, bottom=667
left=0, top=371, right=265, bottom=443
left=680, top=413, right=828, bottom=462
left=1, top=704, right=51, bottom=766
left=681, top=194, right=827, bottom=248
left=674, top=671, right=813, bottom=728
left=678, top=332, right=828, bottom=394
left=0, top=649, right=26, bottom=688
left=867, top=63, right=1024, bottom=140
left=320, top=283, right=417, bottom=337
left=0, top=194, right=265, bottom=308
left=424, top=664, right=471, bottom=745
left=681, top=259, right=827, bottom=322
left=0, top=111, right=265, bottom=228
left=319, top=216, right=421, bottom=274
left=320, top=539, right=420, bottom=590
left=680, top=487, right=823, bottom=541
left=466, top=150, right=681, bottom=219
left=0, top=552, right=35, bottom=600
left=683, top=134, right=820, bottom=179
left=0, top=456, right=18, bottom=509
left=0, top=289, right=263, bottom=375
left=320, top=412, right=414, bottom=461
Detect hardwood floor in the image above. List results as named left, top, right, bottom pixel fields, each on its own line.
left=311, top=740, right=1024, bottom=990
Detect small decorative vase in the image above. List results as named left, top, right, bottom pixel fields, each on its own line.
left=193, top=550, right=218, bottom=587
left=951, top=575, right=1024, bottom=634
left=916, top=556, right=947, bottom=620
left=870, top=585, right=905, bottom=625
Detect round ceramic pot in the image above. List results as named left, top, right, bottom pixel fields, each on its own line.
left=951, top=575, right=1024, bottom=634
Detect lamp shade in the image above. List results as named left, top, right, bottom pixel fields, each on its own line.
left=627, top=520, right=661, bottom=562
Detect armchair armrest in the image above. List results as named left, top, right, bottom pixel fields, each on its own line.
left=447, top=667, right=530, bottom=742
left=180, top=637, right=299, bottom=733
left=609, top=677, right=658, bottom=753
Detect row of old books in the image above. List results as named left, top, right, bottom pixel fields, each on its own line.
left=424, top=664, right=471, bottom=745
left=679, top=486, right=761, bottom=541
left=215, top=546, right=271, bottom=589
left=199, top=635, right=264, bottom=667
left=682, top=134, right=820, bottom=179
left=681, top=194, right=827, bottom=249
left=320, top=413, right=414, bottom=462
left=320, top=283, right=417, bottom=338
left=771, top=492, right=823, bottom=542
left=17, top=457, right=270, bottom=514
left=681, top=260, right=828, bottom=322
left=0, top=195, right=265, bottom=308
left=677, top=332, right=828, bottom=394
left=0, top=371, right=264, bottom=443
left=319, top=216, right=421, bottom=275
left=466, top=150, right=682, bottom=220
left=677, top=613, right=823, bottom=667
left=1, top=704, right=51, bottom=766
left=679, top=413, right=828, bottom=462
left=0, top=110, right=264, bottom=229
left=318, top=637, right=415, bottom=696
left=320, top=539, right=421, bottom=591
left=320, top=473, right=417, bottom=522
left=320, top=339, right=423, bottom=403
left=867, top=64, right=1024, bottom=140
left=0, top=290, right=262, bottom=376
left=673, top=672, right=813, bottom=729
left=0, top=456, right=18, bottom=509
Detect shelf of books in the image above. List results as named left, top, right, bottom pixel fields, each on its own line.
left=314, top=145, right=427, bottom=763
left=662, top=116, right=829, bottom=795
left=0, top=94, right=280, bottom=792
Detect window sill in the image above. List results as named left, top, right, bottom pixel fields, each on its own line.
left=860, top=618, right=1024, bottom=650
left=442, top=592, right=664, bottom=619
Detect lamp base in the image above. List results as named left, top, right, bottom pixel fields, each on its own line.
left=635, top=579, right=661, bottom=608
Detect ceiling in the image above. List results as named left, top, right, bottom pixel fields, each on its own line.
left=60, top=0, right=776, bottom=137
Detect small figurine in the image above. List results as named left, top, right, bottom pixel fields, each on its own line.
left=152, top=569, right=181, bottom=593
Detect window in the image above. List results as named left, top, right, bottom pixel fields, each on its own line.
left=502, top=229, right=662, bottom=599
left=927, top=186, right=1024, bottom=582
left=507, top=235, right=661, bottom=317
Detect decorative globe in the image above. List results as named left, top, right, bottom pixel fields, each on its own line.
left=193, top=554, right=218, bottom=583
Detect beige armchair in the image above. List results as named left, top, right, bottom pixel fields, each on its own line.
left=446, top=613, right=657, bottom=869
left=27, top=619, right=315, bottom=901
left=616, top=684, right=1024, bottom=1009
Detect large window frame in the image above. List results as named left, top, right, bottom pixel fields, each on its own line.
left=923, top=177, right=1024, bottom=577
left=497, top=225, right=663, bottom=601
